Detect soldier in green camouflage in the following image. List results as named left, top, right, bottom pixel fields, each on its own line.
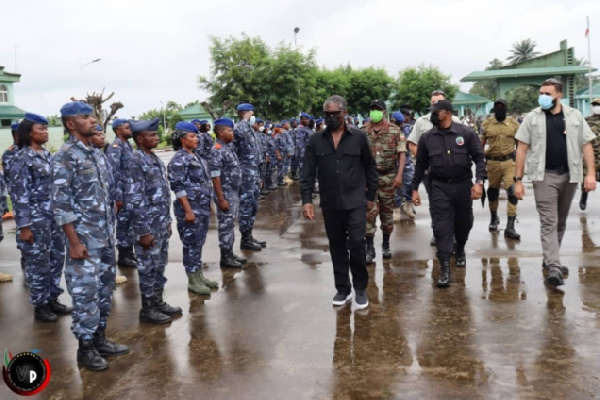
left=362, top=100, right=407, bottom=263
left=580, top=98, right=600, bottom=210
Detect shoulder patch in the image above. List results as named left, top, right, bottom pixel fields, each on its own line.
left=215, top=144, right=222, bottom=150
left=112, top=144, right=119, bottom=148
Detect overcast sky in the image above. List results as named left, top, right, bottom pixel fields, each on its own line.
left=1, top=0, right=598, bottom=118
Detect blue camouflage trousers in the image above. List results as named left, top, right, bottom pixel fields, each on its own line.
left=396, top=163, right=415, bottom=207
left=290, top=156, right=298, bottom=176
left=297, top=149, right=307, bottom=178
left=276, top=159, right=285, bottom=184
left=176, top=215, right=209, bottom=274
left=238, top=166, right=260, bottom=233
left=283, top=156, right=291, bottom=176
left=265, top=162, right=274, bottom=187
left=115, top=207, right=134, bottom=248
left=217, top=192, right=239, bottom=249
left=18, top=219, right=65, bottom=306
left=64, top=246, right=115, bottom=340
left=135, top=236, right=168, bottom=298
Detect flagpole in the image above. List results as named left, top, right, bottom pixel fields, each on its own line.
left=588, top=16, right=593, bottom=108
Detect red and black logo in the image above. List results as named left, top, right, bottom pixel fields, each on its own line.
left=2, top=349, right=51, bottom=396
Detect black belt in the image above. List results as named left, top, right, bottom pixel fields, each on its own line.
left=546, top=166, right=569, bottom=175
left=377, top=168, right=396, bottom=176
left=486, top=153, right=514, bottom=162
left=430, top=175, right=471, bottom=184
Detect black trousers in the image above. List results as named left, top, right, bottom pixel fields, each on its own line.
left=322, top=207, right=369, bottom=293
left=430, top=179, right=474, bottom=260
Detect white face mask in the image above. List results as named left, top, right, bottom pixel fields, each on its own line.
left=592, top=105, right=600, bottom=115
left=259, top=126, right=265, bottom=132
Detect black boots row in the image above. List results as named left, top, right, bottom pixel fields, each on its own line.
left=117, top=246, right=137, bottom=268
left=220, top=249, right=247, bottom=268
left=365, top=234, right=392, bottom=264
left=77, top=327, right=130, bottom=371
left=240, top=230, right=266, bottom=251
left=34, top=299, right=73, bottom=322
left=488, top=212, right=520, bottom=240
left=139, top=289, right=182, bottom=325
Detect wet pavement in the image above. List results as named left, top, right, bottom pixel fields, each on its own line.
left=2, top=153, right=600, bottom=399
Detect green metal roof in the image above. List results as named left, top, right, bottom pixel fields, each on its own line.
left=0, top=104, right=25, bottom=118
left=452, top=91, right=491, bottom=105
left=574, top=82, right=600, bottom=98
left=180, top=103, right=205, bottom=116
left=461, top=66, right=596, bottom=82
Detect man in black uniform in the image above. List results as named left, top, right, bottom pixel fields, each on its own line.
left=412, top=100, right=486, bottom=287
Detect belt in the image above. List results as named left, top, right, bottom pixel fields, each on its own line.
left=546, top=166, right=569, bottom=175
left=486, top=153, right=514, bottom=162
left=431, top=175, right=471, bottom=184
left=377, top=168, right=396, bottom=176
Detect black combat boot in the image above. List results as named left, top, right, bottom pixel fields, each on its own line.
left=241, top=231, right=262, bottom=250
left=153, top=289, right=182, bottom=316
left=48, top=298, right=73, bottom=315
left=260, top=187, right=270, bottom=196
left=488, top=211, right=500, bottom=231
left=504, top=216, right=521, bottom=240
left=292, top=172, right=300, bottom=181
left=77, top=339, right=109, bottom=371
left=382, top=233, right=392, bottom=259
left=34, top=304, right=58, bottom=322
left=365, top=236, right=376, bottom=264
left=220, top=249, right=242, bottom=268
left=93, top=327, right=130, bottom=357
left=250, top=229, right=266, bottom=248
left=117, top=246, right=137, bottom=268
left=437, top=259, right=451, bottom=288
left=232, top=252, right=247, bottom=264
left=580, top=183, right=588, bottom=211
left=454, top=244, right=466, bottom=267
left=139, top=296, right=171, bottom=324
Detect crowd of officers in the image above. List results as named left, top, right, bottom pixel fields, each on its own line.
left=0, top=90, right=599, bottom=370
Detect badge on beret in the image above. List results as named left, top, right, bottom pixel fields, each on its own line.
left=456, top=136, right=465, bottom=146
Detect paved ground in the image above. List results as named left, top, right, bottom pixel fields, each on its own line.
left=2, top=153, right=600, bottom=399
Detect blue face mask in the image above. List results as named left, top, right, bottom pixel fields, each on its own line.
left=538, top=94, right=555, bottom=110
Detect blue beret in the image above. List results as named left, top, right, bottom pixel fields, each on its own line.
left=190, top=119, right=202, bottom=124
left=300, top=112, right=310, bottom=119
left=237, top=103, right=254, bottom=112
left=289, top=118, right=297, bottom=122
left=391, top=112, right=404, bottom=123
left=255, top=118, right=264, bottom=124
left=60, top=101, right=93, bottom=117
left=281, top=119, right=289, bottom=124
left=315, top=118, right=324, bottom=124
left=96, top=124, right=103, bottom=131
left=275, top=124, right=282, bottom=128
left=214, top=118, right=234, bottom=128
left=175, top=121, right=199, bottom=133
left=130, top=117, right=160, bottom=133
left=354, top=117, right=360, bottom=122
left=11, top=122, right=20, bottom=130
left=199, top=120, right=208, bottom=125
left=24, top=113, right=48, bottom=125
left=112, top=118, right=128, bottom=131
left=309, top=116, right=315, bottom=121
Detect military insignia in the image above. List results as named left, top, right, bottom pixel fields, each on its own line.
left=456, top=136, right=465, bottom=146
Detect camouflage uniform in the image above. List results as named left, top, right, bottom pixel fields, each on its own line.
left=105, top=138, right=134, bottom=248
left=289, top=127, right=298, bottom=176
left=363, top=120, right=406, bottom=236
left=195, top=131, right=215, bottom=159
left=294, top=125, right=312, bottom=178
left=10, top=146, right=66, bottom=306
left=233, top=120, right=261, bottom=233
left=167, top=149, right=211, bottom=274
left=125, top=150, right=172, bottom=298
left=400, top=123, right=415, bottom=205
left=281, top=129, right=294, bottom=177
left=257, top=129, right=267, bottom=187
left=275, top=133, right=287, bottom=185
left=583, top=114, right=600, bottom=177
left=2, top=142, right=18, bottom=189
left=209, top=140, right=242, bottom=249
left=0, top=169, right=7, bottom=242
left=52, top=137, right=116, bottom=340
left=264, top=132, right=276, bottom=187
left=481, top=116, right=520, bottom=217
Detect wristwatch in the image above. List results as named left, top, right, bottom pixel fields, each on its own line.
left=513, top=176, right=523, bottom=182
left=475, top=180, right=484, bottom=185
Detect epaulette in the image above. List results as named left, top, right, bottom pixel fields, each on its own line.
left=112, top=144, right=119, bottom=148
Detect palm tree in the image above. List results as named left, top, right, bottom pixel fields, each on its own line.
left=506, top=39, right=542, bottom=65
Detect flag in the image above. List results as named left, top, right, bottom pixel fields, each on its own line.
left=586, top=17, right=590, bottom=38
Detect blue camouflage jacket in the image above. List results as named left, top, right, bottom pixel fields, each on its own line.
left=208, top=140, right=242, bottom=197
left=168, top=149, right=211, bottom=217
left=105, top=138, right=134, bottom=202
left=2, top=143, right=18, bottom=189
left=195, top=131, right=214, bottom=159
left=125, top=150, right=172, bottom=239
left=294, top=125, right=312, bottom=157
left=282, top=130, right=294, bottom=155
left=233, top=120, right=261, bottom=168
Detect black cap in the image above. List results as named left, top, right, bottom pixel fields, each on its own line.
left=369, top=99, right=386, bottom=110
left=431, top=100, right=454, bottom=113
left=494, top=99, right=507, bottom=107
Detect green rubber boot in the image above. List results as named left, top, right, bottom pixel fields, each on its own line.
left=187, top=272, right=211, bottom=295
left=195, top=269, right=219, bottom=289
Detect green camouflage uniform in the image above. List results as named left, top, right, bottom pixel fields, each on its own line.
left=363, top=120, right=406, bottom=237
left=583, top=114, right=600, bottom=178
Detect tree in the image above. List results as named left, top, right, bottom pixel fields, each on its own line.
left=469, top=58, right=504, bottom=100
left=310, top=67, right=351, bottom=113
left=506, top=86, right=538, bottom=114
left=345, top=67, right=394, bottom=116
left=391, top=65, right=459, bottom=115
left=71, top=88, right=123, bottom=131
left=506, top=39, right=541, bottom=65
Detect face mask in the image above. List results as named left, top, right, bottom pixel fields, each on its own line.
left=325, top=116, right=343, bottom=131
left=430, top=112, right=441, bottom=127
left=369, top=109, right=384, bottom=123
left=495, top=108, right=507, bottom=122
left=249, top=116, right=256, bottom=126
left=592, top=105, right=600, bottom=115
left=322, top=125, right=327, bottom=130
left=538, top=94, right=556, bottom=110
left=259, top=126, right=265, bottom=132
left=266, top=130, right=272, bottom=135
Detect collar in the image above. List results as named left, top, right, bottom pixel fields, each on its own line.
left=431, top=121, right=458, bottom=135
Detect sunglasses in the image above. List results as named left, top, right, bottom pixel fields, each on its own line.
left=323, top=111, right=344, bottom=117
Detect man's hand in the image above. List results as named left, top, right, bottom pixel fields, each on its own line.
left=19, top=227, right=34, bottom=244
left=266, top=156, right=270, bottom=163
left=218, top=199, right=230, bottom=211
left=115, top=200, right=124, bottom=213
left=185, top=210, right=196, bottom=224
left=139, top=233, right=155, bottom=250
left=303, top=203, right=315, bottom=220
left=393, top=176, right=403, bottom=189
left=412, top=190, right=421, bottom=206
left=167, top=224, right=172, bottom=238
left=584, top=173, right=597, bottom=192
left=70, top=241, right=89, bottom=259
left=287, top=153, right=292, bottom=158
left=277, top=155, right=282, bottom=161
left=471, top=183, right=483, bottom=200
left=514, top=181, right=525, bottom=200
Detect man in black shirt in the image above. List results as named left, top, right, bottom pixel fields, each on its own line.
left=412, top=100, right=486, bottom=287
left=301, top=95, right=378, bottom=309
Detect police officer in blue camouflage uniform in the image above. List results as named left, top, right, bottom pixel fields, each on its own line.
left=280, top=120, right=294, bottom=183
left=264, top=123, right=278, bottom=191
left=11, top=113, right=69, bottom=320
left=105, top=118, right=137, bottom=267
left=168, top=122, right=219, bottom=295
left=52, top=101, right=129, bottom=371
left=191, top=119, right=214, bottom=159
left=289, top=118, right=300, bottom=179
left=233, top=103, right=265, bottom=250
left=294, top=113, right=313, bottom=180
left=209, top=118, right=246, bottom=268
left=126, top=118, right=181, bottom=324
left=391, top=111, right=416, bottom=220
left=0, top=154, right=12, bottom=282
left=274, top=124, right=287, bottom=187
left=2, top=122, right=20, bottom=189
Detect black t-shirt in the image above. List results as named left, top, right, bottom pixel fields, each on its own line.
left=545, top=109, right=568, bottom=170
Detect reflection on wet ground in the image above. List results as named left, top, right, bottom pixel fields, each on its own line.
left=1, top=176, right=600, bottom=399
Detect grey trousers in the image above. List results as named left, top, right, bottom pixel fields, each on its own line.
left=532, top=172, right=577, bottom=272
